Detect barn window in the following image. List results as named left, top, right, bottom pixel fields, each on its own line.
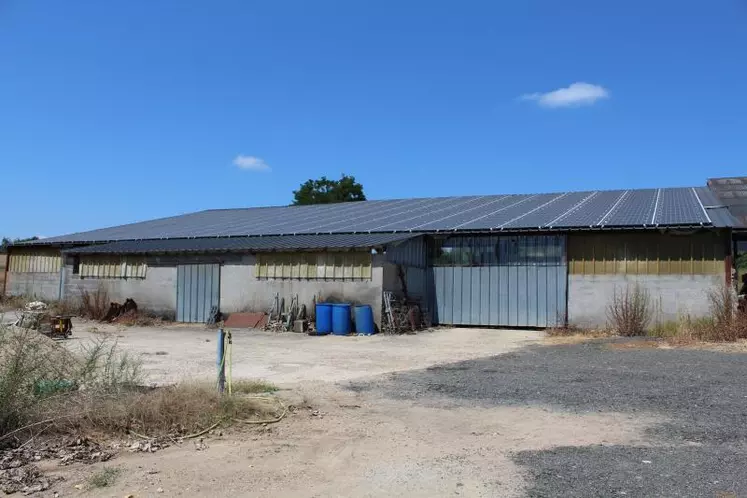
left=78, top=256, right=147, bottom=279
left=256, top=252, right=372, bottom=280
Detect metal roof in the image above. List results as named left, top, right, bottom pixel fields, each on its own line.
left=707, top=177, right=747, bottom=227
left=27, top=187, right=737, bottom=246
left=63, top=233, right=421, bottom=255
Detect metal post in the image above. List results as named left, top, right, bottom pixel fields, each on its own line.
left=217, top=328, right=226, bottom=393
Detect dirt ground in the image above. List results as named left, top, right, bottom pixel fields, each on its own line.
left=37, top=323, right=659, bottom=498
left=64, top=320, right=542, bottom=385
left=29, top=323, right=744, bottom=497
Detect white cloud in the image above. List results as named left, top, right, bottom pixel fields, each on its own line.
left=520, top=82, right=609, bottom=108
left=233, top=154, right=270, bottom=171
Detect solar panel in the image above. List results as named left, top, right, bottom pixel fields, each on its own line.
left=502, top=191, right=592, bottom=229
left=333, top=197, right=484, bottom=232
left=456, top=194, right=560, bottom=230
left=378, top=196, right=505, bottom=231
left=600, top=189, right=657, bottom=226
left=408, top=195, right=515, bottom=231
left=654, top=188, right=710, bottom=225
left=33, top=186, right=731, bottom=246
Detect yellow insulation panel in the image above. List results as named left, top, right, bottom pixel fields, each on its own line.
left=568, top=232, right=725, bottom=275
left=257, top=252, right=372, bottom=280
left=79, top=256, right=147, bottom=279
left=8, top=250, right=61, bottom=273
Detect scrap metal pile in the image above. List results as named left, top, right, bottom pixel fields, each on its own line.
left=382, top=291, right=430, bottom=334
left=102, top=298, right=138, bottom=322
left=12, top=302, right=73, bottom=339
left=263, top=293, right=309, bottom=332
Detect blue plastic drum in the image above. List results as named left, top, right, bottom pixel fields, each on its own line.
left=354, top=305, right=375, bottom=335
left=315, top=303, right=333, bottom=334
left=331, top=303, right=352, bottom=335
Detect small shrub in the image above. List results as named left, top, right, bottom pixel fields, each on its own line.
left=708, top=285, right=736, bottom=329
left=49, top=298, right=80, bottom=316
left=697, top=285, right=747, bottom=342
left=78, top=284, right=110, bottom=320
left=0, top=326, right=77, bottom=437
left=0, top=326, right=140, bottom=443
left=607, top=284, right=652, bottom=337
left=88, top=467, right=120, bottom=488
left=75, top=337, right=143, bottom=393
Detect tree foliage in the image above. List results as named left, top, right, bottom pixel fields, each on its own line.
left=292, top=174, right=366, bottom=206
left=1, top=236, right=39, bottom=253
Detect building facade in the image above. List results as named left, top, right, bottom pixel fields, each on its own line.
left=3, top=185, right=737, bottom=329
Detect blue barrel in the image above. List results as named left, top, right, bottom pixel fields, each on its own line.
left=315, top=303, right=333, bottom=334
left=331, top=304, right=352, bottom=336
left=354, top=305, right=375, bottom=335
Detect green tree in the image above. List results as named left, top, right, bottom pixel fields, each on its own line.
left=292, top=174, right=366, bottom=205
left=0, top=236, right=39, bottom=252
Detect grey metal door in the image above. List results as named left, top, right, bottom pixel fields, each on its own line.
left=176, top=264, right=220, bottom=323
left=429, top=235, right=567, bottom=327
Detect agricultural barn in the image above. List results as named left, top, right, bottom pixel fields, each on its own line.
left=3, top=184, right=740, bottom=328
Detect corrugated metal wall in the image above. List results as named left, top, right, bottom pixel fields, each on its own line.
left=568, top=231, right=726, bottom=275
left=428, top=235, right=567, bottom=327
left=386, top=236, right=427, bottom=268
left=176, top=264, right=220, bottom=323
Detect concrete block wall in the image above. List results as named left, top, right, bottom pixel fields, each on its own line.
left=62, top=264, right=177, bottom=315
left=220, top=253, right=386, bottom=326
left=6, top=272, right=61, bottom=301
left=568, top=274, right=725, bottom=328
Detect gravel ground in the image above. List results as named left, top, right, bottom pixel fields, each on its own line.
left=348, top=337, right=747, bottom=497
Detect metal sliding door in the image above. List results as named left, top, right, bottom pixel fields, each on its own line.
left=176, top=264, right=220, bottom=323
left=429, top=235, right=567, bottom=327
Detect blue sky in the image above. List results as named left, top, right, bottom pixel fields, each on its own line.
left=1, top=1, right=746, bottom=238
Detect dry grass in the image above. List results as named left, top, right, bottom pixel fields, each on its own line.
left=647, top=286, right=747, bottom=345
left=607, top=284, right=652, bottom=337
left=0, top=294, right=28, bottom=312
left=67, top=383, right=278, bottom=438
left=109, top=309, right=172, bottom=327
left=544, top=324, right=612, bottom=344
left=606, top=340, right=662, bottom=350
left=87, top=467, right=121, bottom=488
left=231, top=379, right=278, bottom=394
left=49, top=298, right=80, bottom=316
left=0, top=322, right=283, bottom=447
left=78, top=285, right=110, bottom=321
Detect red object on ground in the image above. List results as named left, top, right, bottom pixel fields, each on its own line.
left=223, top=312, right=267, bottom=329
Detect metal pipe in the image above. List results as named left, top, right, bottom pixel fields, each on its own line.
left=216, top=328, right=226, bottom=393
left=1, top=248, right=9, bottom=297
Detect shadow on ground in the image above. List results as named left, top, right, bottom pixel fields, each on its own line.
left=346, top=338, right=747, bottom=497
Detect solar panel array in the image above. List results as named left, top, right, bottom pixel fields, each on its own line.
left=33, top=187, right=730, bottom=245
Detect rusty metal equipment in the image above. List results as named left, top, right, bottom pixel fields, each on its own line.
left=45, top=315, right=73, bottom=339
